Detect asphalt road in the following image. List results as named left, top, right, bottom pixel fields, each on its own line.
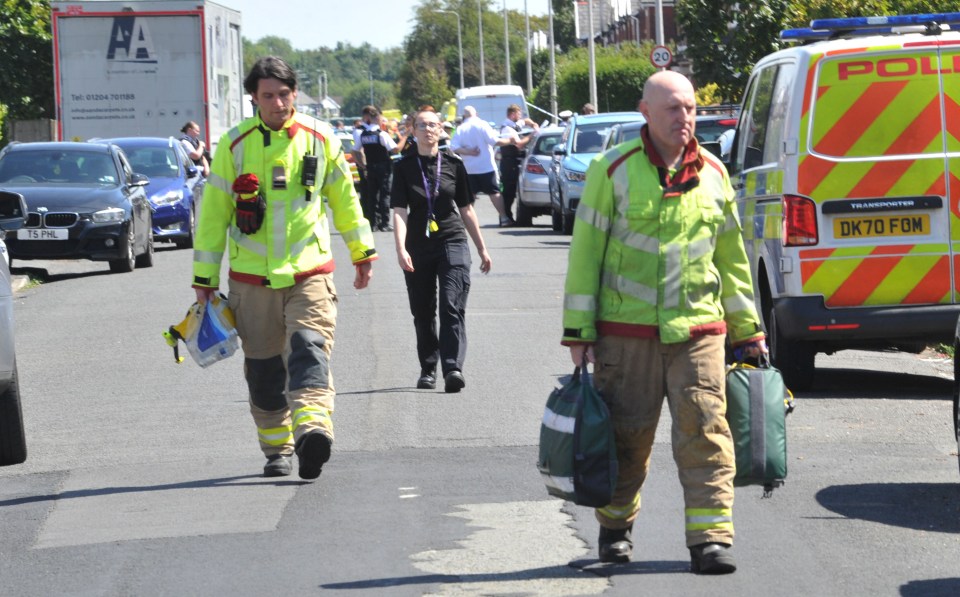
left=1, top=200, right=958, bottom=596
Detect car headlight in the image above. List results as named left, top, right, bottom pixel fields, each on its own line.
left=91, top=207, right=126, bottom=223
left=151, top=189, right=184, bottom=206
left=564, top=169, right=587, bottom=183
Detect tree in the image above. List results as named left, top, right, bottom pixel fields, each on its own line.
left=676, top=0, right=788, bottom=101
left=0, top=0, right=54, bottom=142
left=551, top=0, right=576, bottom=52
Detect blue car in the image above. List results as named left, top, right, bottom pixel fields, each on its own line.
left=549, top=112, right=646, bottom=234
left=102, top=137, right=204, bottom=248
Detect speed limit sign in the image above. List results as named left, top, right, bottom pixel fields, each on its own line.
left=650, top=45, right=673, bottom=69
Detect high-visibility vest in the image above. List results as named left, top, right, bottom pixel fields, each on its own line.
left=193, top=111, right=376, bottom=290
left=562, top=137, right=764, bottom=345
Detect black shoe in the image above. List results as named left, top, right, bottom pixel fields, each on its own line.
left=263, top=454, right=292, bottom=477
left=690, top=542, right=737, bottom=574
left=417, top=371, right=437, bottom=389
left=444, top=370, right=465, bottom=393
left=598, top=526, right=633, bottom=563
left=499, top=216, right=516, bottom=228
left=295, top=431, right=332, bottom=480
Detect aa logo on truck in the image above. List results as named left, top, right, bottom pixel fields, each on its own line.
left=106, top=17, right=157, bottom=63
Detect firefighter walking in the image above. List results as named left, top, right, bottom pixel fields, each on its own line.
left=192, top=56, right=377, bottom=480
left=562, top=70, right=766, bottom=573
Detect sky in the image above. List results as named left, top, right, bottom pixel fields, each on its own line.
left=219, top=0, right=553, bottom=51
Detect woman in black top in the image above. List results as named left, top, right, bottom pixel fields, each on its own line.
left=391, top=107, right=492, bottom=393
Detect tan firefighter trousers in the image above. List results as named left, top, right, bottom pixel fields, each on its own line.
left=592, top=333, right=735, bottom=547
left=229, top=273, right=338, bottom=458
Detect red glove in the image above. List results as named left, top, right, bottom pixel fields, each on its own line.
left=233, top=174, right=265, bottom=234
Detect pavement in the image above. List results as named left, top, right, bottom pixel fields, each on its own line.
left=11, top=274, right=28, bottom=293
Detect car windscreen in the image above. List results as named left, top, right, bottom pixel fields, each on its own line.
left=533, top=133, right=561, bottom=155
left=0, top=150, right=116, bottom=184
left=123, top=146, right=180, bottom=179
left=573, top=124, right=615, bottom=153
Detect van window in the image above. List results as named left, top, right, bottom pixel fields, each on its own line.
left=739, top=66, right=777, bottom=170
left=764, top=62, right=796, bottom=164
left=810, top=50, right=943, bottom=158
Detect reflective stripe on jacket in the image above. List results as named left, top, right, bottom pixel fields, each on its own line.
left=562, top=137, right=764, bottom=345
left=193, top=111, right=376, bottom=289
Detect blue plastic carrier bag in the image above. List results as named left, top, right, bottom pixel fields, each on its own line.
left=163, top=294, right=240, bottom=368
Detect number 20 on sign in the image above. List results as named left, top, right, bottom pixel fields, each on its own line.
left=650, top=45, right=672, bottom=69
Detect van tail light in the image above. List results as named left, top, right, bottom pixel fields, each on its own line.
left=783, top=194, right=818, bottom=246
left=525, top=161, right=547, bottom=175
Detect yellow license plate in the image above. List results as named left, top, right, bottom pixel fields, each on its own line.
left=833, top=214, right=930, bottom=238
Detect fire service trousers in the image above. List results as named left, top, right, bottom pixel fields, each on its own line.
left=228, top=273, right=338, bottom=458
left=591, top=333, right=735, bottom=547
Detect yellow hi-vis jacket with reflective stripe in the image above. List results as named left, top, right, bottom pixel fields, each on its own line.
left=193, top=111, right=376, bottom=290
left=562, top=137, right=764, bottom=346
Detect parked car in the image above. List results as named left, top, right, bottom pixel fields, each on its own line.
left=550, top=112, right=646, bottom=234
left=695, top=112, right=739, bottom=144
left=0, top=141, right=154, bottom=273
left=0, top=190, right=27, bottom=466
left=516, top=126, right=564, bottom=226
left=101, top=137, right=203, bottom=249
left=600, top=121, right=645, bottom=152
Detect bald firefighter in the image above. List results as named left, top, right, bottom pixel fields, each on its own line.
left=562, top=71, right=767, bottom=573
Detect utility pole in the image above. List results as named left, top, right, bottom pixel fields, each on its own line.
left=478, top=0, right=486, bottom=85
left=524, top=0, right=532, bottom=94
left=436, top=10, right=464, bottom=89
left=587, top=0, right=598, bottom=108
left=548, top=0, right=557, bottom=122
left=503, top=0, right=511, bottom=85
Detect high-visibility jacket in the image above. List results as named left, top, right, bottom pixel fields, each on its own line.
left=562, top=136, right=764, bottom=346
left=193, top=111, right=376, bottom=290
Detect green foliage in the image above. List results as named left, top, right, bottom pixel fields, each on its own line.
left=695, top=83, right=726, bottom=106
left=677, top=0, right=787, bottom=102
left=531, top=44, right=656, bottom=115
left=784, top=0, right=891, bottom=29
left=551, top=0, right=576, bottom=52
left=0, top=0, right=54, bottom=124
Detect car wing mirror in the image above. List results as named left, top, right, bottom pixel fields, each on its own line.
left=553, top=146, right=567, bottom=157
left=0, top=190, right=27, bottom=231
left=186, top=165, right=200, bottom=179
left=130, top=172, right=150, bottom=187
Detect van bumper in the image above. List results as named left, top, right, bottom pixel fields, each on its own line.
left=774, top=296, right=960, bottom=345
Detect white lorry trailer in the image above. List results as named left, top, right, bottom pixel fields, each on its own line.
left=51, top=0, right=244, bottom=151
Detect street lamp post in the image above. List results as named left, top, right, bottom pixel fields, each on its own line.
left=548, top=0, right=557, bottom=122
left=524, top=0, right=532, bottom=95
left=478, top=0, right=486, bottom=85
left=368, top=72, right=374, bottom=105
left=436, top=10, right=464, bottom=90
left=587, top=0, right=598, bottom=108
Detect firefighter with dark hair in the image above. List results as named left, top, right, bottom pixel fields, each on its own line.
left=192, top=55, right=377, bottom=480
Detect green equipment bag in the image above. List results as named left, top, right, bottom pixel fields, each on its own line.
left=537, top=361, right=618, bottom=507
left=725, top=356, right=795, bottom=496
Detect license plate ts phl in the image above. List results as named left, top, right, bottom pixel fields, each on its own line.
left=17, top=228, right=68, bottom=240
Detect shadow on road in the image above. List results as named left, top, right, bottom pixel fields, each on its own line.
left=901, top=578, right=960, bottom=597
left=0, top=474, right=305, bottom=508
left=320, top=558, right=688, bottom=591
left=11, top=265, right=115, bottom=283
left=797, top=367, right=952, bottom=401
left=815, top=483, right=960, bottom=533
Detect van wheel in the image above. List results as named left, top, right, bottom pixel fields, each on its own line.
left=0, top=364, right=27, bottom=466
left=767, top=304, right=815, bottom=391
left=953, top=339, right=960, bottom=475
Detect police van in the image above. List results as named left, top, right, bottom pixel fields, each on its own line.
left=729, top=13, right=960, bottom=390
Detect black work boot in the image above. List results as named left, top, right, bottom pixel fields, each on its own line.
left=689, top=542, right=737, bottom=574
left=598, top=525, right=633, bottom=563
left=263, top=454, right=292, bottom=477
left=295, top=431, right=332, bottom=480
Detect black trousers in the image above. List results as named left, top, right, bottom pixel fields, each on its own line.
left=403, top=239, right=472, bottom=376
left=365, top=161, right=392, bottom=229
left=499, top=158, right=521, bottom=218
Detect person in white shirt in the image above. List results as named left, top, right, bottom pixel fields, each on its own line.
left=450, top=106, right=514, bottom=227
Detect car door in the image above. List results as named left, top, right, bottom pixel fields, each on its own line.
left=117, top=150, right=150, bottom=248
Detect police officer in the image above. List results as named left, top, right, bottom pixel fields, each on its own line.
left=355, top=105, right=398, bottom=231
left=192, top=56, right=377, bottom=480
left=498, top=104, right=538, bottom=225
left=179, top=121, right=209, bottom=177
left=563, top=71, right=767, bottom=573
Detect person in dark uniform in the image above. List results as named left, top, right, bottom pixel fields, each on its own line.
left=179, top=121, right=209, bottom=177
left=498, top=104, right=538, bottom=224
left=355, top=105, right=398, bottom=231
left=390, top=107, right=492, bottom=393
